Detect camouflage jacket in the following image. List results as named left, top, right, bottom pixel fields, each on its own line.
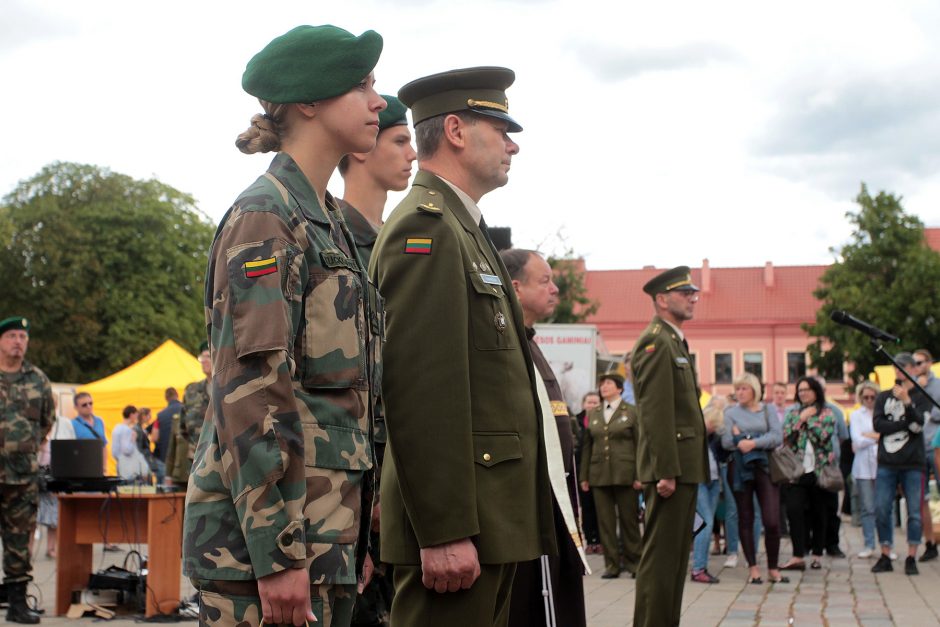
left=183, top=153, right=382, bottom=584
left=166, top=377, right=210, bottom=484
left=0, top=360, right=55, bottom=484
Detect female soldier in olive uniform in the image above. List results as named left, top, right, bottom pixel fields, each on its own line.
left=579, top=373, right=642, bottom=579
left=182, top=26, right=386, bottom=627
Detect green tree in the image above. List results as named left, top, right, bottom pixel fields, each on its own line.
left=547, top=252, right=599, bottom=323
left=0, top=162, right=215, bottom=382
left=805, top=184, right=940, bottom=384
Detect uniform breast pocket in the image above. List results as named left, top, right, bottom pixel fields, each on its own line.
left=299, top=269, right=367, bottom=389
left=467, top=271, right=516, bottom=351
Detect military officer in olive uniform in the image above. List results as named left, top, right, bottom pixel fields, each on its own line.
left=165, top=341, right=210, bottom=487
left=579, top=373, right=642, bottom=579
left=370, top=68, right=556, bottom=627
left=0, top=316, right=54, bottom=624
left=631, top=267, right=708, bottom=627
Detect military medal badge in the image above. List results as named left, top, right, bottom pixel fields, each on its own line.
left=494, top=311, right=507, bottom=333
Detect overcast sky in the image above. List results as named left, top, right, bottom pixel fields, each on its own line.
left=3, top=0, right=939, bottom=270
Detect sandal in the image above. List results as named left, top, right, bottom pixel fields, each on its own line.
left=779, top=560, right=806, bottom=571
left=749, top=576, right=763, bottom=584
left=810, top=559, right=822, bottom=570
left=769, top=576, right=790, bottom=583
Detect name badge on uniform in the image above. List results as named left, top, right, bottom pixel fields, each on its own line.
left=675, top=356, right=689, bottom=365
left=480, top=273, right=502, bottom=286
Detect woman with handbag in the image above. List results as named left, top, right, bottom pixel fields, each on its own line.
left=849, top=381, right=880, bottom=558
left=780, top=376, right=837, bottom=571
left=721, top=372, right=785, bottom=584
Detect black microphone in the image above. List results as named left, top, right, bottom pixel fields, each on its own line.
left=829, top=310, right=900, bottom=343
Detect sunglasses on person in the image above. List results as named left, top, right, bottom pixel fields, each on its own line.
left=861, top=394, right=876, bottom=401
left=78, top=401, right=93, bottom=407
left=915, top=360, right=927, bottom=366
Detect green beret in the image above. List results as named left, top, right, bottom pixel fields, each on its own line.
left=242, top=25, right=383, bottom=104
left=197, top=341, right=209, bottom=354
left=378, top=95, right=409, bottom=130
left=398, top=66, right=522, bottom=132
left=0, top=316, right=29, bottom=336
left=642, top=266, right=700, bottom=296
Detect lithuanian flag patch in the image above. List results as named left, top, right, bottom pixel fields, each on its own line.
left=244, top=257, right=277, bottom=278
left=644, top=344, right=656, bottom=353
left=404, top=237, right=432, bottom=255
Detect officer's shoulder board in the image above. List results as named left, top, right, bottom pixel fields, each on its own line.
left=415, top=188, right=445, bottom=217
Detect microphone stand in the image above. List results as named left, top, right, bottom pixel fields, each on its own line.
left=870, top=338, right=940, bottom=413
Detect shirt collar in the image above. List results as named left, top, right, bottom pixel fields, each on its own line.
left=663, top=318, right=685, bottom=341
left=439, top=177, right=482, bottom=226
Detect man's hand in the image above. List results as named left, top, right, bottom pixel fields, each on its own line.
left=799, top=406, right=817, bottom=423
left=737, top=439, right=756, bottom=453
left=257, top=568, right=317, bottom=625
left=580, top=480, right=590, bottom=492
left=419, top=537, right=481, bottom=593
left=656, top=478, right=676, bottom=499
left=632, top=480, right=642, bottom=490
left=893, top=383, right=912, bottom=405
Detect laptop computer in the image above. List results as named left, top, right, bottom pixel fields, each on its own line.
left=51, top=439, right=105, bottom=479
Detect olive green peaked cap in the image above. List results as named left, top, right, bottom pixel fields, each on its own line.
left=642, top=266, right=700, bottom=296
left=378, top=95, right=408, bottom=130
left=398, top=66, right=522, bottom=132
left=0, top=316, right=29, bottom=336
left=242, top=25, right=383, bottom=104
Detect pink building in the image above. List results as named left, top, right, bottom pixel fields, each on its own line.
left=583, top=228, right=940, bottom=404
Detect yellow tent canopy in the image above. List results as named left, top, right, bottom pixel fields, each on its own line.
left=871, top=363, right=940, bottom=390
left=78, top=339, right=203, bottom=475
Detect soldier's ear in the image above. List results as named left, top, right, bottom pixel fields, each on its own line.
left=441, top=113, right=467, bottom=149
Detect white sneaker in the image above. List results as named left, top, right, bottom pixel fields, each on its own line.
left=857, top=548, right=874, bottom=558
left=724, top=554, right=738, bottom=568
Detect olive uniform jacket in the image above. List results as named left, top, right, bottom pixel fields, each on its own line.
left=579, top=400, right=639, bottom=487
left=338, top=199, right=379, bottom=269
left=630, top=316, right=707, bottom=484
left=370, top=170, right=556, bottom=565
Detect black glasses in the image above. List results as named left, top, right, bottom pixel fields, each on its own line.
left=915, top=360, right=926, bottom=366
left=78, top=401, right=93, bottom=407
left=797, top=387, right=812, bottom=393
left=861, top=394, right=876, bottom=401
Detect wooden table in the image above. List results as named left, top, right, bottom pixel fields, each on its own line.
left=56, top=492, right=185, bottom=617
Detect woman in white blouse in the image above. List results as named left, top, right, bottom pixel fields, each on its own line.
left=850, top=381, right=880, bottom=558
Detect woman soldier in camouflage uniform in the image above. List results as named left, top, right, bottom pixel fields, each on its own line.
left=182, top=25, right=387, bottom=627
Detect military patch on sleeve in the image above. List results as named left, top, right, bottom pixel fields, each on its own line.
left=644, top=344, right=656, bottom=353
left=243, top=257, right=277, bottom=278
left=404, top=238, right=432, bottom=255
left=551, top=400, right=569, bottom=417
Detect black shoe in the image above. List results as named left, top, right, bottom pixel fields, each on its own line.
left=871, top=555, right=893, bottom=573
left=905, top=556, right=919, bottom=575
left=826, top=547, right=846, bottom=558
left=919, top=542, right=938, bottom=562
left=601, top=571, right=620, bottom=579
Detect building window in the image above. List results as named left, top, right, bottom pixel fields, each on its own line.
left=787, top=352, right=807, bottom=383
left=715, top=353, right=733, bottom=384
left=743, top=352, right=763, bottom=380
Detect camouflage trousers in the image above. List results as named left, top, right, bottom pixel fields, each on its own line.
left=194, top=578, right=357, bottom=627
left=0, top=481, right=38, bottom=584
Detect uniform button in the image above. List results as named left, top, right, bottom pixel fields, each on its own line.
left=677, top=433, right=682, bottom=439
left=428, top=190, right=437, bottom=195
left=605, top=446, right=610, bottom=450
left=483, top=453, right=492, bottom=462
left=604, top=436, right=609, bottom=440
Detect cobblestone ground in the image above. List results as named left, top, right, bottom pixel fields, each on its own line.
left=584, top=517, right=940, bottom=626
left=17, top=516, right=940, bottom=626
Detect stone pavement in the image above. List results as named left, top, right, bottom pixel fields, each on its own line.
left=14, top=517, right=940, bottom=625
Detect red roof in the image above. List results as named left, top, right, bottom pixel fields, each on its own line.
left=585, top=264, right=826, bottom=325
left=583, top=227, right=940, bottom=328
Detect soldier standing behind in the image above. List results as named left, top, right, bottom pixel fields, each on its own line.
left=182, top=25, right=387, bottom=627
left=165, top=341, right=211, bottom=488
left=371, top=67, right=556, bottom=627
left=0, top=316, right=54, bottom=624
left=631, top=267, right=708, bottom=627
left=501, top=248, right=586, bottom=627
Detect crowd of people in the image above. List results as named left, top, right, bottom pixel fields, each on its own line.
left=2, top=20, right=940, bottom=627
